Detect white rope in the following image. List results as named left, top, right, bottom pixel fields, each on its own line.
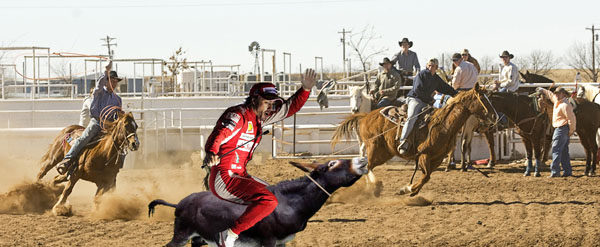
left=304, top=174, right=332, bottom=197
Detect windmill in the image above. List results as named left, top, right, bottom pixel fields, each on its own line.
left=248, top=41, right=260, bottom=75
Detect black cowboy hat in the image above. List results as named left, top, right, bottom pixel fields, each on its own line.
left=398, top=38, right=413, bottom=48
left=109, top=71, right=123, bottom=82
left=379, top=57, right=393, bottom=66
left=499, top=50, right=514, bottom=59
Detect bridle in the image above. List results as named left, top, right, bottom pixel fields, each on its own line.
left=110, top=120, right=137, bottom=166
left=474, top=91, right=500, bottom=127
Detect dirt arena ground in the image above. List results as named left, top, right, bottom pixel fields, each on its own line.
left=1, top=152, right=600, bottom=247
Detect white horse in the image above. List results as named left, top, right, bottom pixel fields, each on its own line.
left=577, top=84, right=600, bottom=156
left=349, top=85, right=373, bottom=114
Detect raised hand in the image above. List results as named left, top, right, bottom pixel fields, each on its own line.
left=301, top=69, right=317, bottom=90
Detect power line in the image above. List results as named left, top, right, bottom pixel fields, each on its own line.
left=338, top=28, right=351, bottom=77
left=3, top=0, right=367, bottom=9
left=100, top=36, right=117, bottom=59
left=585, top=25, right=600, bottom=82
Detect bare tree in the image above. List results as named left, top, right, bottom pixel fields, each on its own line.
left=515, top=50, right=560, bottom=76
left=162, top=47, right=189, bottom=93
left=566, top=41, right=600, bottom=82
left=347, top=24, right=387, bottom=86
left=50, top=59, right=75, bottom=84
left=478, top=55, right=494, bottom=73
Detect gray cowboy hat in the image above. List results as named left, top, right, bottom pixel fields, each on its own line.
left=398, top=38, right=413, bottom=48
left=379, top=57, right=393, bottom=66
left=499, top=50, right=514, bottom=59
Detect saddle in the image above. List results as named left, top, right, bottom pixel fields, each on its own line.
left=379, top=104, right=435, bottom=129
left=65, top=130, right=106, bottom=148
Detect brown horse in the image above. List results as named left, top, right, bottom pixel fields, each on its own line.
left=488, top=92, right=552, bottom=175
left=332, top=84, right=497, bottom=196
left=538, top=95, right=600, bottom=176
left=36, top=112, right=140, bottom=215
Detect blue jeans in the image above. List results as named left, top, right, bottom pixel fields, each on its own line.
left=65, top=117, right=102, bottom=159
left=377, top=98, right=403, bottom=108
left=399, top=97, right=427, bottom=143
left=550, top=125, right=572, bottom=176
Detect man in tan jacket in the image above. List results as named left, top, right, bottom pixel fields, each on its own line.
left=370, top=57, right=404, bottom=108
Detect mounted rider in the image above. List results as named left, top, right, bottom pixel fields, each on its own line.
left=452, top=49, right=481, bottom=74
left=492, top=50, right=521, bottom=128
left=450, top=53, right=479, bottom=91
left=390, top=38, right=420, bottom=76
left=370, top=57, right=404, bottom=108
left=397, top=58, right=458, bottom=155
left=203, top=69, right=316, bottom=247
left=56, top=60, right=123, bottom=175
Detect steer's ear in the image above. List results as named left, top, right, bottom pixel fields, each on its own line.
left=289, top=161, right=320, bottom=173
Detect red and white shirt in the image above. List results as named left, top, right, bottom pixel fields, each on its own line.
left=205, top=88, right=310, bottom=176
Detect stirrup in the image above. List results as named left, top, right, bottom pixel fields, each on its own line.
left=56, top=159, right=71, bottom=175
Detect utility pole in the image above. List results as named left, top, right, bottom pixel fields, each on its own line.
left=338, top=28, right=351, bottom=77
left=586, top=25, right=600, bottom=82
left=101, top=35, right=117, bottom=59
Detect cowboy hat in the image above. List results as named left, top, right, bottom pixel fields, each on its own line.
left=109, top=71, right=123, bottom=82
left=398, top=38, right=413, bottom=48
left=379, top=57, right=393, bottom=66
left=461, top=49, right=470, bottom=55
left=499, top=50, right=514, bottom=59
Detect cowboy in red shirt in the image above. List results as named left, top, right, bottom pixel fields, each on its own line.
left=203, top=69, right=316, bottom=247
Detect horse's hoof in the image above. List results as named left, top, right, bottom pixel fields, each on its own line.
left=52, top=204, right=73, bottom=216
left=591, top=171, right=597, bottom=177
left=486, top=163, right=495, bottom=169
left=53, top=174, right=69, bottom=185
left=396, top=185, right=411, bottom=195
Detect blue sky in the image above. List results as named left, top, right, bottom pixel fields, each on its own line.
left=1, top=0, right=599, bottom=75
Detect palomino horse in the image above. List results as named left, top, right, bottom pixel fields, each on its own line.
left=332, top=84, right=497, bottom=196
left=36, top=112, right=140, bottom=215
left=445, top=114, right=496, bottom=171
left=577, top=84, right=600, bottom=160
left=488, top=92, right=551, bottom=175
left=539, top=94, right=600, bottom=176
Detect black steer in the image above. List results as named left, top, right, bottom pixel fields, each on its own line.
left=148, top=157, right=368, bottom=247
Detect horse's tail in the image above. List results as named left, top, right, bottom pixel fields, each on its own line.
left=331, top=113, right=367, bottom=150
left=148, top=199, right=178, bottom=217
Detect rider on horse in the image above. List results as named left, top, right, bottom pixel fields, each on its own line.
left=370, top=57, right=404, bottom=108
left=397, top=58, right=458, bottom=155
left=56, top=60, right=123, bottom=175
left=203, top=69, right=316, bottom=247
left=492, top=50, right=521, bottom=128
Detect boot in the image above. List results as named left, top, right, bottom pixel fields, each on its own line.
left=219, top=228, right=238, bottom=247
left=56, top=158, right=72, bottom=175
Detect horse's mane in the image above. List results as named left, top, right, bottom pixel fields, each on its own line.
left=426, top=90, right=476, bottom=129
left=419, top=90, right=478, bottom=151
left=580, top=84, right=599, bottom=101
left=97, top=112, right=133, bottom=152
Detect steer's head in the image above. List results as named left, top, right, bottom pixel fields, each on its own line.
left=290, top=157, right=368, bottom=188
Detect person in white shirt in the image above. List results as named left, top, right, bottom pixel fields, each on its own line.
left=493, top=50, right=520, bottom=92
left=79, top=88, right=94, bottom=126
left=450, top=53, right=478, bottom=90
